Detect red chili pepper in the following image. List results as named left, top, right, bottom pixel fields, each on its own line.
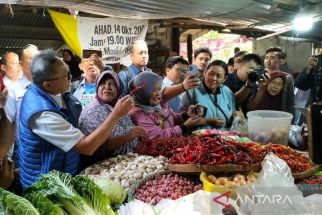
left=130, top=82, right=146, bottom=96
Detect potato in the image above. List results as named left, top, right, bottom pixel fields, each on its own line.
left=224, top=181, right=237, bottom=188
left=233, top=174, right=245, bottom=183
left=216, top=177, right=229, bottom=186
left=208, top=175, right=217, bottom=184
left=236, top=180, right=247, bottom=186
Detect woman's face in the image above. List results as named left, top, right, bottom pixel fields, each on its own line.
left=149, top=81, right=162, bottom=106
left=205, top=65, right=226, bottom=92
left=267, top=77, right=284, bottom=96
left=98, top=77, right=118, bottom=103
left=63, top=51, right=72, bottom=62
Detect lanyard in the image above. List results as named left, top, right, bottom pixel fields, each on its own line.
left=207, top=93, right=229, bottom=125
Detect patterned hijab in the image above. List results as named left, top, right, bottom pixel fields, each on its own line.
left=129, top=71, right=163, bottom=112
left=96, top=69, right=120, bottom=106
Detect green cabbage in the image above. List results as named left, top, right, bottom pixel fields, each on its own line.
left=72, top=176, right=115, bottom=215
left=24, top=190, right=67, bottom=215
left=93, top=179, right=127, bottom=206
left=25, top=171, right=96, bottom=215
left=0, top=188, right=39, bottom=215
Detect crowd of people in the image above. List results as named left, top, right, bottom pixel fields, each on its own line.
left=0, top=39, right=319, bottom=192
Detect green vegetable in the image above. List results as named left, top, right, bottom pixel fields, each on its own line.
left=93, top=179, right=127, bottom=206
left=72, top=175, right=115, bottom=215
left=26, top=171, right=96, bottom=215
left=0, top=188, right=39, bottom=215
left=24, top=191, right=67, bottom=215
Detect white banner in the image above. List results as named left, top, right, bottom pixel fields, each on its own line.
left=78, top=17, right=148, bottom=64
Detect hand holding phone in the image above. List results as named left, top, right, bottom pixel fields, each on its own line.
left=188, top=64, right=199, bottom=77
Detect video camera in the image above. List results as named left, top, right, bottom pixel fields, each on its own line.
left=247, top=66, right=267, bottom=83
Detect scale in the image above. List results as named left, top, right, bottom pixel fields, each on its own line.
left=307, top=101, right=322, bottom=165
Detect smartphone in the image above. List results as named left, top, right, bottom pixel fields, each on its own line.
left=307, top=102, right=322, bottom=164
left=189, top=64, right=199, bottom=77
left=0, top=74, right=4, bottom=91
left=194, top=104, right=208, bottom=117
left=82, top=49, right=102, bottom=58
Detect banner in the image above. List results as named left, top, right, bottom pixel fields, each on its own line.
left=78, top=17, right=148, bottom=64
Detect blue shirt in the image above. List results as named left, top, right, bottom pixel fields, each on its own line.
left=180, top=82, right=236, bottom=128
left=118, top=64, right=151, bottom=97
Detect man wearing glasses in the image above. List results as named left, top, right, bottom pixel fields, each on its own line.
left=19, top=50, right=133, bottom=188
left=162, top=56, right=189, bottom=112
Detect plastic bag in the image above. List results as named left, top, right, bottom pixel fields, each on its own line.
left=236, top=152, right=318, bottom=214
left=230, top=116, right=248, bottom=137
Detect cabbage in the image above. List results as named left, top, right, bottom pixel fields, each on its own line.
left=94, top=179, right=127, bottom=205
left=0, top=188, right=39, bottom=215
left=24, top=190, right=67, bottom=215
left=72, top=176, right=115, bottom=215
left=25, top=171, right=96, bottom=215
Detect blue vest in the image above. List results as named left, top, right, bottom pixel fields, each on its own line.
left=19, top=84, right=82, bottom=188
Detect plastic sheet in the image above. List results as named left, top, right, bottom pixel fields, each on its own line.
left=236, top=152, right=319, bottom=214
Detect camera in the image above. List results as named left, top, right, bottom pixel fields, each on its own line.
left=247, top=67, right=267, bottom=83
left=194, top=104, right=207, bottom=117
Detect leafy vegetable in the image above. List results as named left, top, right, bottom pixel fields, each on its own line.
left=24, top=190, right=67, bottom=215
left=0, top=188, right=39, bottom=215
left=72, top=175, right=115, bottom=215
left=94, top=179, right=127, bottom=205
left=26, top=170, right=96, bottom=215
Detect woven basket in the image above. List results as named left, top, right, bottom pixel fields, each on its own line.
left=167, top=163, right=261, bottom=174
left=127, top=171, right=200, bottom=199
left=293, top=165, right=319, bottom=180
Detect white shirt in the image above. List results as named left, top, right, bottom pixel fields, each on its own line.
left=29, top=94, right=84, bottom=152
left=4, top=75, right=31, bottom=123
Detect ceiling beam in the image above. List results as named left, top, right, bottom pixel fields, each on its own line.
left=0, top=32, right=62, bottom=41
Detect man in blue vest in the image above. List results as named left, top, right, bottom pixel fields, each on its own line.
left=19, top=50, right=133, bottom=188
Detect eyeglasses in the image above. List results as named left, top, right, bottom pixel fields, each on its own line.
left=45, top=71, right=72, bottom=82
left=174, top=68, right=188, bottom=74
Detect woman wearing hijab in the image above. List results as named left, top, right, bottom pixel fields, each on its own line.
left=129, top=71, right=201, bottom=140
left=78, top=70, right=146, bottom=168
left=181, top=60, right=239, bottom=129
left=246, top=71, right=286, bottom=112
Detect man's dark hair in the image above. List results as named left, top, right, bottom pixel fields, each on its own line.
left=206, top=60, right=228, bottom=77
left=31, top=49, right=62, bottom=86
left=0, top=52, right=16, bottom=65
left=227, top=57, right=234, bottom=66
left=233, top=51, right=248, bottom=62
left=266, top=47, right=285, bottom=59
left=165, top=56, right=188, bottom=69
left=234, top=47, right=240, bottom=54
left=193, top=47, right=212, bottom=59
left=240, top=53, right=263, bottom=67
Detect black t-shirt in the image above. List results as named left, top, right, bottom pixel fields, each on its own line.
left=224, top=70, right=245, bottom=93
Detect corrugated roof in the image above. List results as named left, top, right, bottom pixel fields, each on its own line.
left=0, top=0, right=322, bottom=56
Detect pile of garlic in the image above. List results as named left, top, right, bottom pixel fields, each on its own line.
left=83, top=153, right=168, bottom=190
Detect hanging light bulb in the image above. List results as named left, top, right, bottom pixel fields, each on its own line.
left=293, top=15, right=313, bottom=32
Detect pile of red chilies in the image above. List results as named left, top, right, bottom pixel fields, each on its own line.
left=168, top=136, right=255, bottom=165
left=136, top=135, right=261, bottom=165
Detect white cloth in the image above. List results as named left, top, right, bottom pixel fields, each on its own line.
left=29, top=94, right=84, bottom=152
